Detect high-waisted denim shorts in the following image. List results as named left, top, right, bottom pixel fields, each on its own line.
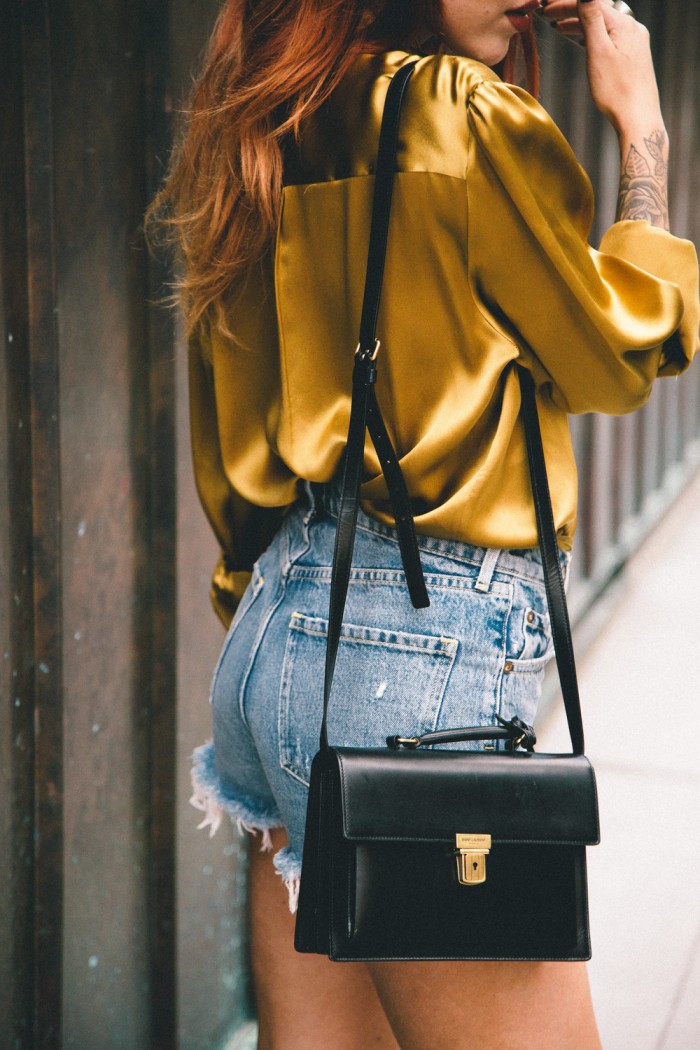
left=191, top=480, right=568, bottom=910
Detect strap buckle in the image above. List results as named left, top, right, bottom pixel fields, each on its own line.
left=355, top=339, right=381, bottom=363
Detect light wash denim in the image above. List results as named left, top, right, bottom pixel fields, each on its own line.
left=191, top=480, right=567, bottom=910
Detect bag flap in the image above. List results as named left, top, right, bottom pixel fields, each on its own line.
left=333, top=748, right=599, bottom=845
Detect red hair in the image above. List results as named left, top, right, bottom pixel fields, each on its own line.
left=150, top=1, right=539, bottom=332
left=503, top=21, right=539, bottom=99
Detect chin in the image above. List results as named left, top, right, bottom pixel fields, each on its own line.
left=453, top=35, right=513, bottom=65
left=480, top=38, right=514, bottom=65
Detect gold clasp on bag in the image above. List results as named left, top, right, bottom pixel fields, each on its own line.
left=455, top=834, right=491, bottom=886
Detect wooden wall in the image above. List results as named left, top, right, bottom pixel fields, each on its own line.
left=1, top=1, right=246, bottom=1047
left=1, top=2, right=698, bottom=1048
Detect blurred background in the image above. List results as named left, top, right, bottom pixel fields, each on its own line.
left=1, top=1, right=699, bottom=1047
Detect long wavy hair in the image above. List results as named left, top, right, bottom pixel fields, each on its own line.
left=150, top=0, right=538, bottom=333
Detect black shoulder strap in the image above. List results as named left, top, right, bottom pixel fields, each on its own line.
left=517, top=367, right=584, bottom=754
left=320, top=61, right=584, bottom=756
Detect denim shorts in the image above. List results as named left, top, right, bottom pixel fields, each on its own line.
left=191, top=480, right=568, bottom=911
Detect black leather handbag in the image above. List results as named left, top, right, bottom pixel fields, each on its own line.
left=294, top=62, right=599, bottom=962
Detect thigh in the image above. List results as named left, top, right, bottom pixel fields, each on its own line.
left=249, top=828, right=400, bottom=1050
left=366, top=958, right=601, bottom=1050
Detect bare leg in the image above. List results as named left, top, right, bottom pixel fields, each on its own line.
left=250, top=828, right=600, bottom=1050
left=249, top=827, right=400, bottom=1050
left=367, top=959, right=601, bottom=1050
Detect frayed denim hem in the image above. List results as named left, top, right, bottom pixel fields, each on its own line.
left=273, top=845, right=302, bottom=914
left=190, top=741, right=301, bottom=912
left=190, top=741, right=281, bottom=848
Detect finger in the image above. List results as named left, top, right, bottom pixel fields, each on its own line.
left=539, top=0, right=580, bottom=20
left=550, top=18, right=586, bottom=45
left=577, top=0, right=615, bottom=50
left=553, top=17, right=584, bottom=34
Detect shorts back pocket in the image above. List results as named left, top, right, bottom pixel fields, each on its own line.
left=279, top=612, right=459, bottom=786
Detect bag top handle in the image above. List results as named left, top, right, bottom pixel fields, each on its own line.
left=320, top=60, right=585, bottom=756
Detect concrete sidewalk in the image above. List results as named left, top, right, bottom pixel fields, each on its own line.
left=538, top=468, right=700, bottom=1049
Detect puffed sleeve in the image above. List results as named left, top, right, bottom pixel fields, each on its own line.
left=188, top=321, right=284, bottom=627
left=466, top=79, right=700, bottom=414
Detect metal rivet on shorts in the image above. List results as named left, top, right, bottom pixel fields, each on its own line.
left=504, top=661, right=514, bottom=674
left=526, top=611, right=535, bottom=624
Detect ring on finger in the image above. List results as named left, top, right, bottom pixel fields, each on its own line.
left=612, top=0, right=635, bottom=16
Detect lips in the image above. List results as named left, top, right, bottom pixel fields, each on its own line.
left=506, top=0, right=542, bottom=32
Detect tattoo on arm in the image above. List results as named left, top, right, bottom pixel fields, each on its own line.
left=616, top=129, right=669, bottom=230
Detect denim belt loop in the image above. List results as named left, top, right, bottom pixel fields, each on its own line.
left=474, top=547, right=500, bottom=592
left=301, top=479, right=324, bottom=524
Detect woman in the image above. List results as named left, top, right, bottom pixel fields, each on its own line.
left=154, top=0, right=699, bottom=1046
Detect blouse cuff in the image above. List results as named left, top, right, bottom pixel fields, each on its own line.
left=599, top=221, right=700, bottom=375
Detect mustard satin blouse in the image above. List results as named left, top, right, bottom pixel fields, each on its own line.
left=189, top=51, right=700, bottom=626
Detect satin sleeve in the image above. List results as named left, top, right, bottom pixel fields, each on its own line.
left=188, top=322, right=285, bottom=627
left=467, top=79, right=700, bottom=414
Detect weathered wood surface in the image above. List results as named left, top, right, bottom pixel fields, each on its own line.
left=1, top=0, right=232, bottom=1046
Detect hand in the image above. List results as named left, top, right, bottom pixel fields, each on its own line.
left=540, top=0, right=663, bottom=138
left=541, top=0, right=669, bottom=229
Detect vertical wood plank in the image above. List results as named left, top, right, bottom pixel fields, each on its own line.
left=20, top=1, right=64, bottom=1045
left=588, top=415, right=616, bottom=579
left=143, top=2, right=178, bottom=1044
left=0, top=9, right=36, bottom=1047
left=167, top=0, right=259, bottom=1041
left=50, top=0, right=157, bottom=1043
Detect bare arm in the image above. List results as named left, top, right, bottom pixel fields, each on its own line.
left=579, top=0, right=670, bottom=227
left=616, top=128, right=669, bottom=229
left=542, top=1, right=670, bottom=230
